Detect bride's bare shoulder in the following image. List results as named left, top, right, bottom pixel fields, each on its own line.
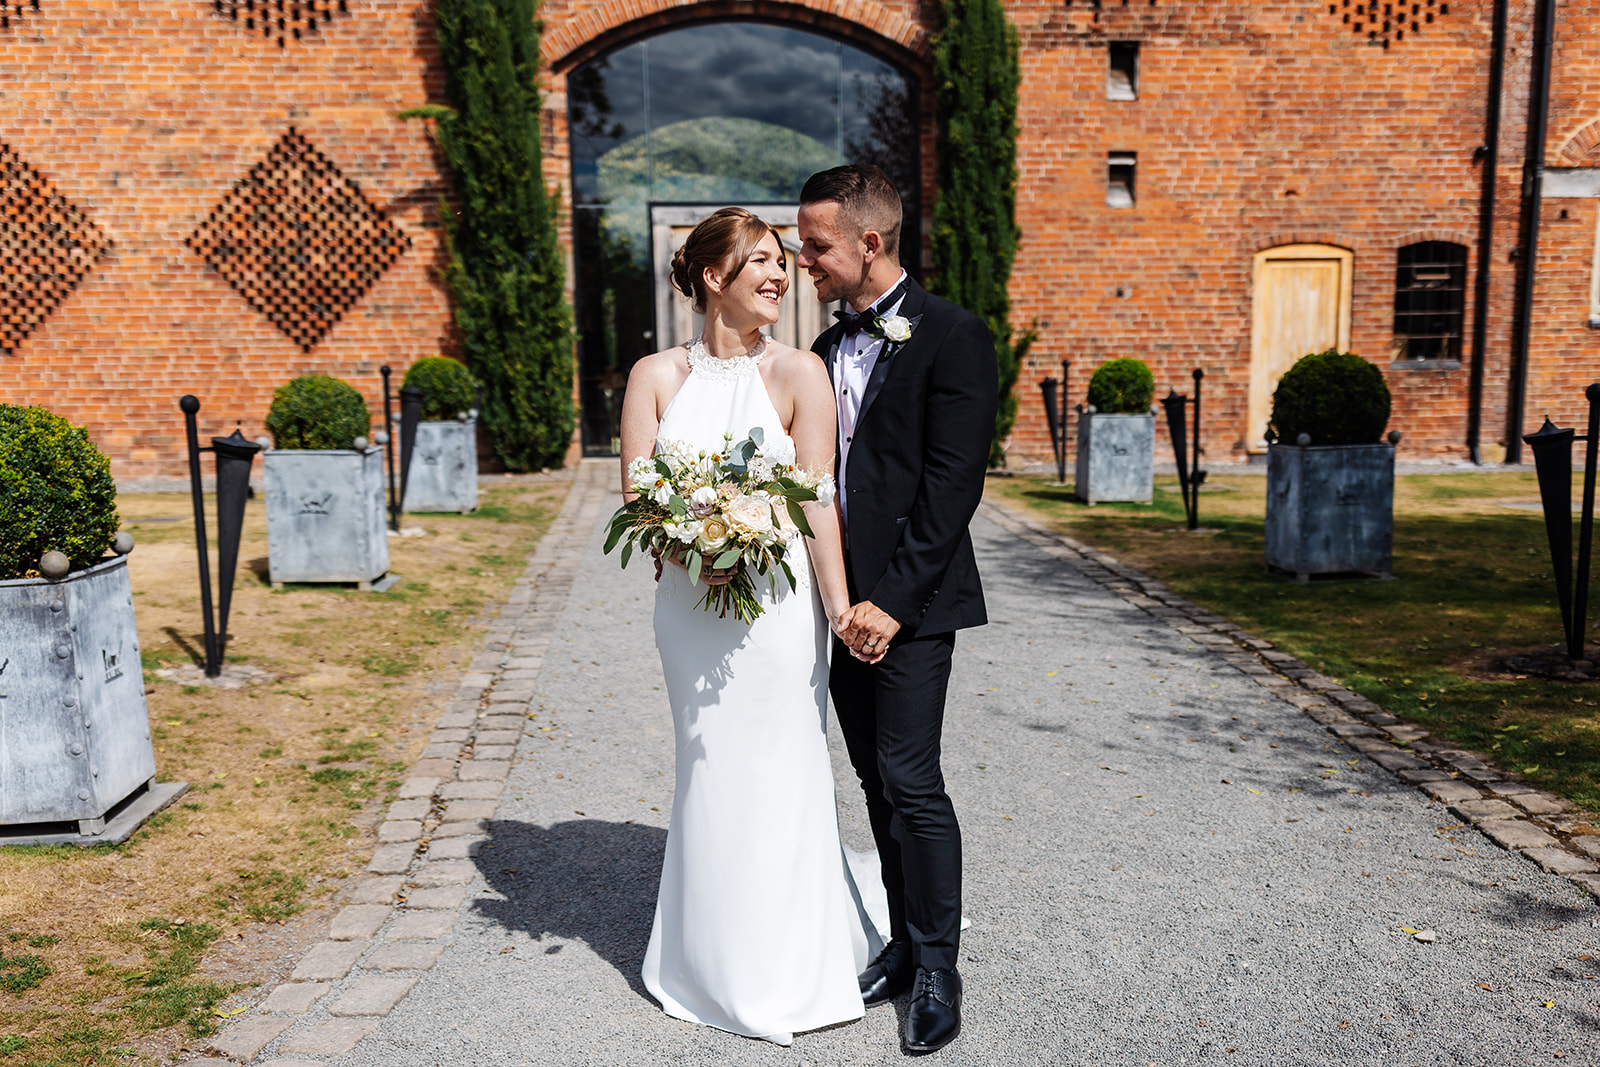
left=629, top=347, right=689, bottom=386
left=763, top=342, right=829, bottom=383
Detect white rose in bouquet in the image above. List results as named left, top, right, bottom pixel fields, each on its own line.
left=696, top=516, right=732, bottom=552
left=725, top=492, right=776, bottom=539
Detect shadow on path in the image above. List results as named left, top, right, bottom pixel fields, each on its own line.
left=472, top=818, right=666, bottom=1000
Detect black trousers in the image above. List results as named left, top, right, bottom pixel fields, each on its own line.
left=830, top=629, right=962, bottom=973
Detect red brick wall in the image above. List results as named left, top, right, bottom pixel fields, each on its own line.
left=0, top=1, right=451, bottom=480
left=6, top=0, right=1599, bottom=478
left=1520, top=0, right=1600, bottom=448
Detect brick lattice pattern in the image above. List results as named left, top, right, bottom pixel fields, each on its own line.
left=0, top=0, right=38, bottom=31
left=1, top=143, right=112, bottom=355
left=1328, top=0, right=1449, bottom=46
left=187, top=129, right=410, bottom=352
left=214, top=0, right=349, bottom=48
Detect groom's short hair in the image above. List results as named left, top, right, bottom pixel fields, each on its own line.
left=800, top=164, right=902, bottom=263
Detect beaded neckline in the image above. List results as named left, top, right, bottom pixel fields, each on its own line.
left=686, top=333, right=768, bottom=380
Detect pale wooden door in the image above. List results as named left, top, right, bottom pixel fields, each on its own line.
left=651, top=204, right=838, bottom=352
left=1248, top=244, right=1353, bottom=451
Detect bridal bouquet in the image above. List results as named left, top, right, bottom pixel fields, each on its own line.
left=605, top=428, right=835, bottom=623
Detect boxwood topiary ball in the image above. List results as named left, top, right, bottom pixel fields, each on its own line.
left=1269, top=349, right=1391, bottom=446
left=264, top=375, right=371, bottom=450
left=403, top=356, right=479, bottom=421
left=0, top=405, right=120, bottom=580
left=1086, top=358, right=1155, bottom=414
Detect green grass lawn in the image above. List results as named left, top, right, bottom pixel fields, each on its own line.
left=987, top=469, right=1600, bottom=812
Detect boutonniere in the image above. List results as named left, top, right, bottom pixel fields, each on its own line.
left=879, top=314, right=914, bottom=344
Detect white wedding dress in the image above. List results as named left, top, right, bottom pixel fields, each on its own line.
left=641, top=338, right=874, bottom=1040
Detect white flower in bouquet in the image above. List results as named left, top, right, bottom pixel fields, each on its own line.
left=747, top=455, right=775, bottom=484
left=696, top=516, right=732, bottom=552
left=726, top=492, right=776, bottom=538
left=627, top=456, right=657, bottom=489
left=664, top=519, right=702, bottom=544
left=689, top=485, right=719, bottom=513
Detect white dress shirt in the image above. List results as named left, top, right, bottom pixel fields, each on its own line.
left=835, top=269, right=908, bottom=531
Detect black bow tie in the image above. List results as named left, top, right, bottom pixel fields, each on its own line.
left=834, top=281, right=909, bottom=337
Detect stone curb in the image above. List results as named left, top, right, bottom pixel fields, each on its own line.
left=205, top=461, right=612, bottom=1064
left=978, top=498, right=1600, bottom=892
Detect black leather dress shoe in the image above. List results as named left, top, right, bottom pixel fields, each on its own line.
left=904, top=967, right=962, bottom=1053
left=858, top=938, right=913, bottom=1007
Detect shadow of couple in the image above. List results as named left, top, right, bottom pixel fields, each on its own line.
left=471, top=817, right=666, bottom=998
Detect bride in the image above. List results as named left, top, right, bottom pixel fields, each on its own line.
left=617, top=207, right=871, bottom=1045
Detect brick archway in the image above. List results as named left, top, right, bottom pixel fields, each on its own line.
left=1557, top=117, right=1600, bottom=167
left=544, top=0, right=932, bottom=75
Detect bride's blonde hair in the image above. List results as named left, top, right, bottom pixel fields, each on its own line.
left=670, top=207, right=785, bottom=314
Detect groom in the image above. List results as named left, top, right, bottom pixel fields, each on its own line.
left=797, top=164, right=997, bottom=1054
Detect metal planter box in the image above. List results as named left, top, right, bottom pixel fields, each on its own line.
left=0, top=557, right=157, bottom=833
left=1264, top=442, right=1395, bottom=581
left=1075, top=412, right=1155, bottom=505
left=403, top=419, right=478, bottom=514
left=265, top=447, right=390, bottom=587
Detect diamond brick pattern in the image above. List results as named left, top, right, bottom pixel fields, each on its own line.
left=1, top=0, right=38, bottom=31
left=214, top=0, right=349, bottom=48
left=1328, top=0, right=1449, bottom=47
left=1, top=143, right=112, bottom=355
left=187, top=128, right=408, bottom=351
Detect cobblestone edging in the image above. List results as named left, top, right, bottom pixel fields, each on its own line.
left=200, top=461, right=613, bottom=1065
left=978, top=499, right=1600, bottom=896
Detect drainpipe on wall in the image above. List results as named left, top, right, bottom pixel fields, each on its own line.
left=1467, top=0, right=1508, bottom=466
left=1505, top=0, right=1558, bottom=464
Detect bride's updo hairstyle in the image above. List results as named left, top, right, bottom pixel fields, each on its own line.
left=670, top=207, right=784, bottom=314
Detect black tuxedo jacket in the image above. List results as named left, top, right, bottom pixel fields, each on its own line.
left=813, top=276, right=997, bottom=636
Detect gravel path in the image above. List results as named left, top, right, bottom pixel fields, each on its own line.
left=278, top=474, right=1599, bottom=1067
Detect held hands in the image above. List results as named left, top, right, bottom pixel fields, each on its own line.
left=833, top=600, right=901, bottom=664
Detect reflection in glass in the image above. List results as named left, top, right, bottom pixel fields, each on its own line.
left=570, top=20, right=920, bottom=453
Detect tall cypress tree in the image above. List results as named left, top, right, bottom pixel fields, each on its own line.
left=407, top=0, right=574, bottom=470
left=931, top=0, right=1032, bottom=466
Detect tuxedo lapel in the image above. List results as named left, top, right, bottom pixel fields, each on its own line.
left=853, top=279, right=928, bottom=431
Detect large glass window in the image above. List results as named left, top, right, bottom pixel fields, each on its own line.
left=569, top=21, right=920, bottom=453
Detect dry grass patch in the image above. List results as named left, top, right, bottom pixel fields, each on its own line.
left=0, top=472, right=571, bottom=1066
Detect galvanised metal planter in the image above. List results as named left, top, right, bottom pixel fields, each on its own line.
left=403, top=418, right=478, bottom=514
left=1075, top=412, right=1155, bottom=505
left=1264, top=442, right=1395, bottom=581
left=0, top=556, right=175, bottom=838
left=264, top=446, right=390, bottom=588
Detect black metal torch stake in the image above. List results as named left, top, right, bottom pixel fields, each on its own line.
left=179, top=398, right=262, bottom=677
left=1160, top=369, right=1207, bottom=531
left=381, top=365, right=400, bottom=532
left=1523, top=382, right=1600, bottom=662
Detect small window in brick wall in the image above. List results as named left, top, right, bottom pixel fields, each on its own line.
left=1107, top=154, right=1136, bottom=208
left=1107, top=42, right=1139, bottom=100
left=1392, top=241, right=1467, bottom=362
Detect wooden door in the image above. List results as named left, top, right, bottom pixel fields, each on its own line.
left=1248, top=244, right=1353, bottom=451
left=651, top=205, right=838, bottom=352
